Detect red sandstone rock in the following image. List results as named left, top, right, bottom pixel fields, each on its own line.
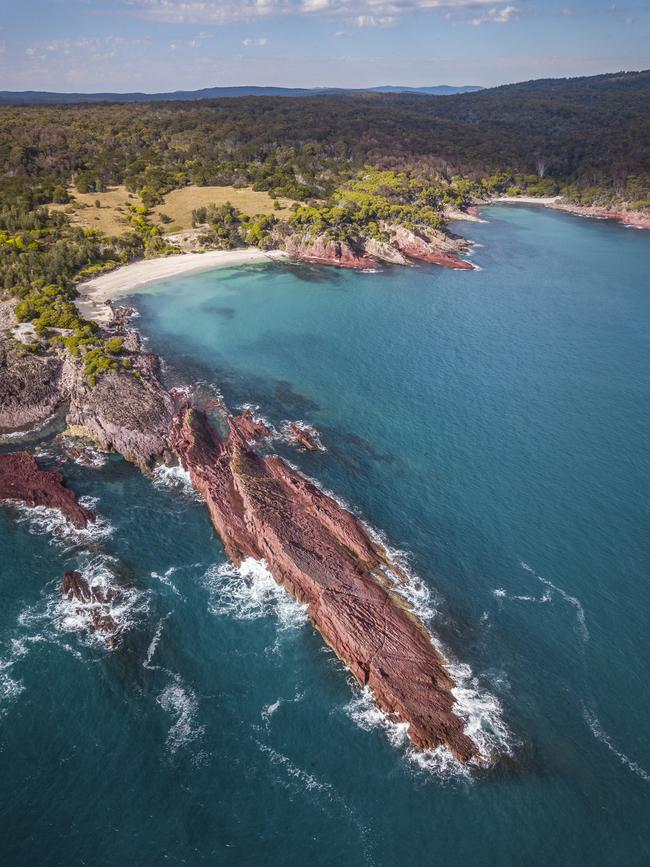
left=285, top=422, right=319, bottom=451
left=170, top=408, right=477, bottom=762
left=284, top=236, right=379, bottom=270
left=0, top=452, right=94, bottom=528
left=233, top=408, right=272, bottom=442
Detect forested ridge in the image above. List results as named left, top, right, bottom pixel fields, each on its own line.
left=0, top=69, right=648, bottom=386
left=1, top=69, right=649, bottom=212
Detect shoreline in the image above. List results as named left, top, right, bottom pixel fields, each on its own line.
left=75, top=248, right=287, bottom=325
left=486, top=196, right=650, bottom=230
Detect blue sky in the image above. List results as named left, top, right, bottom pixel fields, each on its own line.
left=1, top=0, right=648, bottom=91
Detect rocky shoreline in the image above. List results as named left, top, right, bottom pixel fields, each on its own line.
left=0, top=253, right=485, bottom=764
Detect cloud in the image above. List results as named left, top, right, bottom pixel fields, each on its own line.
left=242, top=36, right=269, bottom=45
left=355, top=14, right=397, bottom=27
left=468, top=5, right=518, bottom=25
left=122, top=0, right=507, bottom=26
left=562, top=6, right=573, bottom=16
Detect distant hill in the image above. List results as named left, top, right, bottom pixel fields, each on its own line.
left=0, top=84, right=483, bottom=106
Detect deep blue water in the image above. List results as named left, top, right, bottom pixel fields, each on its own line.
left=1, top=205, right=649, bottom=866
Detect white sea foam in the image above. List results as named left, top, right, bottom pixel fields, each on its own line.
left=583, top=706, right=650, bottom=783
left=343, top=685, right=472, bottom=780
left=151, top=566, right=182, bottom=596
left=69, top=445, right=108, bottom=468
left=14, top=554, right=147, bottom=650
left=10, top=500, right=114, bottom=552
left=157, top=676, right=204, bottom=754
left=203, top=557, right=308, bottom=630
left=261, top=691, right=305, bottom=725
left=0, top=671, right=25, bottom=715
left=256, top=740, right=374, bottom=861
left=448, top=660, right=513, bottom=765
left=152, top=463, right=200, bottom=499
left=0, top=413, right=58, bottom=443
left=144, top=616, right=168, bottom=669
left=521, top=561, right=589, bottom=641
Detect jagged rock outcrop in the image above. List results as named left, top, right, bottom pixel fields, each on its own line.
left=386, top=224, right=475, bottom=270
left=283, top=235, right=379, bottom=270
left=170, top=406, right=477, bottom=762
left=281, top=225, right=475, bottom=271
left=66, top=359, right=175, bottom=472
left=0, top=451, right=94, bottom=527
left=232, top=408, right=272, bottom=442
left=0, top=339, right=66, bottom=432
left=61, top=570, right=119, bottom=639
left=284, top=421, right=320, bottom=451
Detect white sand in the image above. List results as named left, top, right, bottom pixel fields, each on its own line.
left=76, top=248, right=287, bottom=325
left=493, top=196, right=562, bottom=205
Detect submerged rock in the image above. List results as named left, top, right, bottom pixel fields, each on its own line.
left=61, top=570, right=119, bottom=639
left=0, top=451, right=94, bottom=528
left=170, top=407, right=477, bottom=762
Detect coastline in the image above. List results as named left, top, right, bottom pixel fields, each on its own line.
left=75, top=248, right=287, bottom=325
left=487, top=196, right=650, bottom=230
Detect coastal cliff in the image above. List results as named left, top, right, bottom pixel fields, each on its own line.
left=170, top=405, right=477, bottom=762
left=279, top=223, right=475, bottom=271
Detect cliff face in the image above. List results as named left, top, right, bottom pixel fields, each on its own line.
left=66, top=358, right=174, bottom=472
left=0, top=340, right=66, bottom=432
left=281, top=225, right=475, bottom=271
left=0, top=322, right=174, bottom=472
left=0, top=451, right=94, bottom=528
left=282, top=235, right=378, bottom=270
left=170, top=406, right=477, bottom=762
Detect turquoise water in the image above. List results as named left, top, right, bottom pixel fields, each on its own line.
left=1, top=205, right=649, bottom=866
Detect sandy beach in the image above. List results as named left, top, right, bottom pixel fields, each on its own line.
left=493, top=195, right=563, bottom=205
left=75, top=248, right=287, bottom=325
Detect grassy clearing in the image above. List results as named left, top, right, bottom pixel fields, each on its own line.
left=50, top=185, right=297, bottom=236
left=50, top=185, right=140, bottom=235
left=151, top=185, right=296, bottom=230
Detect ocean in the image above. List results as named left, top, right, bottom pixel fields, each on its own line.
left=1, top=205, right=648, bottom=866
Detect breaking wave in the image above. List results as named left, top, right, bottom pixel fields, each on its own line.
left=20, top=554, right=149, bottom=650
left=152, top=463, right=200, bottom=499
left=202, top=557, right=308, bottom=630
left=10, top=499, right=114, bottom=553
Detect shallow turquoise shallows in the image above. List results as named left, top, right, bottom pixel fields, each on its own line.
left=1, top=205, right=649, bottom=866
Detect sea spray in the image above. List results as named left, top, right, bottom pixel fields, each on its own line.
left=202, top=557, right=309, bottom=630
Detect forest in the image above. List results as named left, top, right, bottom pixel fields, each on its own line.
left=0, top=69, right=648, bottom=384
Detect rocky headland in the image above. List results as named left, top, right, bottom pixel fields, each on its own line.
left=170, top=404, right=477, bottom=761
left=278, top=222, right=475, bottom=271
left=0, top=253, right=483, bottom=764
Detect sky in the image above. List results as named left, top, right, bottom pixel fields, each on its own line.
left=0, top=0, right=648, bottom=92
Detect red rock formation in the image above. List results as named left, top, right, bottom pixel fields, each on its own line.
left=232, top=408, right=272, bottom=442
left=389, top=226, right=475, bottom=270
left=552, top=204, right=650, bottom=230
left=0, top=452, right=94, bottom=528
left=283, top=236, right=379, bottom=270
left=284, top=422, right=320, bottom=451
left=170, top=407, right=477, bottom=762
